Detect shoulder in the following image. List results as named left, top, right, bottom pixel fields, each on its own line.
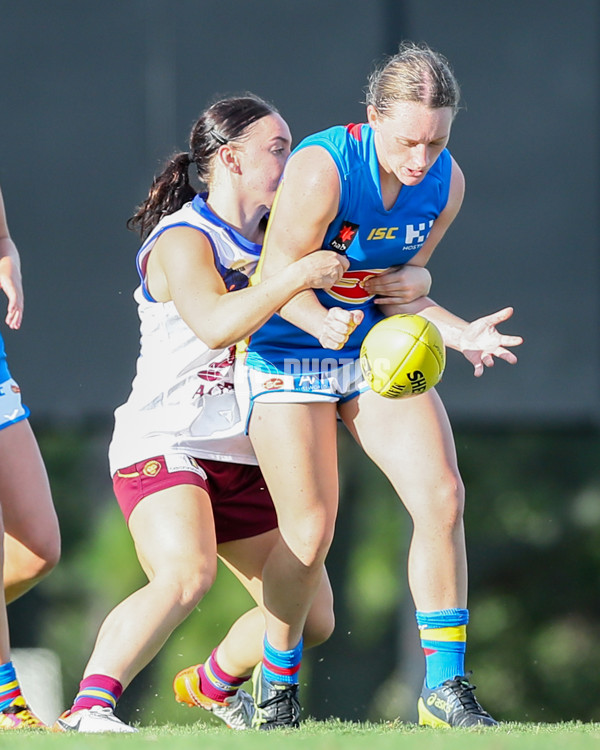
left=429, top=148, right=454, bottom=182
left=152, top=225, right=213, bottom=266
left=282, top=143, right=340, bottom=203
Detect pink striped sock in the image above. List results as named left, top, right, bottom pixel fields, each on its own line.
left=71, top=674, right=123, bottom=712
left=198, top=650, right=250, bottom=703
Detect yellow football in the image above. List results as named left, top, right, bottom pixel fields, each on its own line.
left=360, top=314, right=445, bottom=398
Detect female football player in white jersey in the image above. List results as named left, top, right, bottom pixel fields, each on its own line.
left=54, top=95, right=351, bottom=733
left=237, top=43, right=522, bottom=729
left=0, top=184, right=61, bottom=729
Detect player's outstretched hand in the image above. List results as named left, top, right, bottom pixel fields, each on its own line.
left=365, top=264, right=432, bottom=304
left=458, top=306, right=523, bottom=377
left=299, top=250, right=349, bottom=290
left=0, top=256, right=24, bottom=330
left=319, top=307, right=364, bottom=350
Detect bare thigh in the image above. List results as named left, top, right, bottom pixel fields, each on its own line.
left=0, top=419, right=59, bottom=555
left=128, top=483, right=218, bottom=585
left=339, top=388, right=463, bottom=519
left=249, top=401, right=339, bottom=556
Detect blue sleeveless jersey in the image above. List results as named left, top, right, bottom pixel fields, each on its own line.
left=247, top=123, right=452, bottom=369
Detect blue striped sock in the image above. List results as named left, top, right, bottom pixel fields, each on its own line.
left=417, top=608, right=469, bottom=689
left=262, top=637, right=303, bottom=685
left=0, top=661, right=21, bottom=710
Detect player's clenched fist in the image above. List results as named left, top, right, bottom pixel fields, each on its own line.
left=318, top=307, right=364, bottom=350
left=298, top=250, right=349, bottom=290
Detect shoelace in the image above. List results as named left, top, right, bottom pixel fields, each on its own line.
left=447, top=675, right=490, bottom=717
left=258, top=685, right=300, bottom=725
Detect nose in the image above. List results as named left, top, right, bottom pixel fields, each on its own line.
left=410, top=144, right=428, bottom=170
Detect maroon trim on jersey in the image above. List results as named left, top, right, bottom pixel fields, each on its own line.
left=346, top=123, right=364, bottom=141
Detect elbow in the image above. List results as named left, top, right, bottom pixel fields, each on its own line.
left=203, top=333, right=233, bottom=350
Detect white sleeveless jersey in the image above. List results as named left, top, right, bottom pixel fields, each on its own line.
left=108, top=195, right=262, bottom=475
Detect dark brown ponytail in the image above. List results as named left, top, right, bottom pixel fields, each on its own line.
left=128, top=93, right=278, bottom=239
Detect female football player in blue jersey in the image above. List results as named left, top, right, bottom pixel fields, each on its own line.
left=238, top=42, right=523, bottom=729
left=0, top=185, right=61, bottom=729
left=53, top=95, right=361, bottom=734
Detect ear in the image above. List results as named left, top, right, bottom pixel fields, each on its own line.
left=366, top=105, right=380, bottom=130
left=218, top=144, right=241, bottom=174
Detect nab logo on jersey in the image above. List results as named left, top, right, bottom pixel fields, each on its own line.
left=330, top=221, right=359, bottom=253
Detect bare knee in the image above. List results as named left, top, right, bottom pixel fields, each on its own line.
left=25, top=548, right=61, bottom=582
left=5, top=532, right=61, bottom=586
left=157, top=565, right=217, bottom=614
left=284, top=517, right=336, bottom=569
left=35, top=535, right=62, bottom=576
left=411, top=474, right=465, bottom=532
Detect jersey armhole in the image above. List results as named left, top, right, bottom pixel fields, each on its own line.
left=438, top=149, right=453, bottom=213
left=136, top=223, right=216, bottom=302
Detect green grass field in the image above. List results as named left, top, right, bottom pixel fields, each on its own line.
left=1, top=721, right=600, bottom=750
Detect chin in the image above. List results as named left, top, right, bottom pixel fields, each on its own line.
left=401, top=173, right=426, bottom=186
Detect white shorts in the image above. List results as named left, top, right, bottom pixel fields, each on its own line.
left=235, top=352, right=369, bottom=415
left=0, top=378, right=30, bottom=431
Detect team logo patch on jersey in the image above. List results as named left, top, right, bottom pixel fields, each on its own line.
left=330, top=221, right=359, bottom=253
left=263, top=377, right=284, bottom=390
left=327, top=269, right=385, bottom=304
left=223, top=267, right=250, bottom=292
left=195, top=347, right=235, bottom=397
left=142, top=460, right=162, bottom=477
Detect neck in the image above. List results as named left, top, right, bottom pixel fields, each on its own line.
left=373, top=131, right=401, bottom=210
left=205, top=187, right=266, bottom=244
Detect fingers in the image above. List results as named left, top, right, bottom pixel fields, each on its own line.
left=339, top=254, right=350, bottom=272
left=483, top=306, right=514, bottom=325
left=320, top=308, right=363, bottom=350
left=499, top=334, right=524, bottom=347
left=481, top=353, right=495, bottom=369
left=5, top=307, right=22, bottom=330
left=1, top=280, right=23, bottom=329
left=497, top=348, right=518, bottom=365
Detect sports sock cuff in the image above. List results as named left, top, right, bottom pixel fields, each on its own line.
left=0, top=661, right=21, bottom=709
left=262, top=637, right=303, bottom=684
left=416, top=608, right=469, bottom=629
left=73, top=674, right=123, bottom=711
left=206, top=649, right=249, bottom=688
left=263, top=636, right=303, bottom=667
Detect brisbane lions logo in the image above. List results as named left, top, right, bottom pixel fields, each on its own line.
left=194, top=347, right=236, bottom=397
left=326, top=269, right=386, bottom=304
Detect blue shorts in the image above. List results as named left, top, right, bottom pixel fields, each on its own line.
left=0, top=378, right=30, bottom=431
left=235, top=351, right=369, bottom=420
